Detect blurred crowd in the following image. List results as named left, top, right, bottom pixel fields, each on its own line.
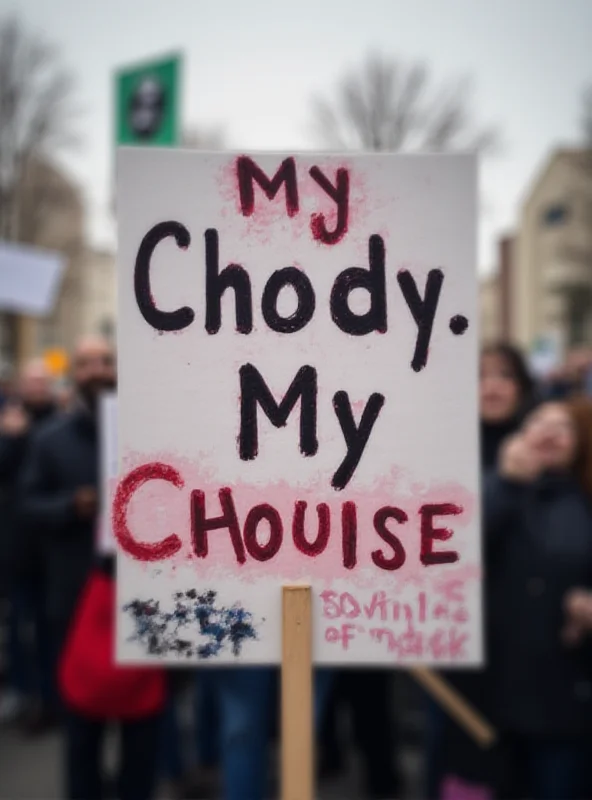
left=2, top=338, right=592, bottom=800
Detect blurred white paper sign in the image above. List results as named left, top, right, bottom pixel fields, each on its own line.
left=97, top=391, right=118, bottom=555
left=0, top=241, right=65, bottom=316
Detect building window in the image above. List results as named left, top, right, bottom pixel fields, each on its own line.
left=541, top=203, right=569, bottom=227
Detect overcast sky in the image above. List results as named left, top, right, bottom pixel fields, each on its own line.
left=3, top=0, right=591, bottom=271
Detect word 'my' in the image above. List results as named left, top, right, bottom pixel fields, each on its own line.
left=236, top=156, right=349, bottom=246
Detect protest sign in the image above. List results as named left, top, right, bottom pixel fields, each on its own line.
left=97, top=391, right=118, bottom=555
left=115, top=54, right=181, bottom=147
left=115, top=149, right=480, bottom=666
left=0, top=241, right=64, bottom=316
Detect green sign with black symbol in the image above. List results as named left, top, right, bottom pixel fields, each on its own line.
left=115, top=54, right=181, bottom=146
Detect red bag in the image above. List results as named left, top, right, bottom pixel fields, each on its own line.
left=58, top=570, right=166, bottom=719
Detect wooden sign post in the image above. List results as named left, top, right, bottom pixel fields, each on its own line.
left=410, top=667, right=496, bottom=748
left=282, top=586, right=313, bottom=800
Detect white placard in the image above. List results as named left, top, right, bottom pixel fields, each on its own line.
left=116, top=149, right=480, bottom=666
left=0, top=241, right=64, bottom=316
left=97, top=391, right=118, bottom=555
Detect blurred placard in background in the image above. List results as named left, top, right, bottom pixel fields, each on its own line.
left=115, top=53, right=182, bottom=147
left=0, top=241, right=65, bottom=316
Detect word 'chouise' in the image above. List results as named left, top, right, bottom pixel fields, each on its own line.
left=113, top=463, right=462, bottom=569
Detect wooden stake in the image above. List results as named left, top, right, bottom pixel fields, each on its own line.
left=410, top=666, right=497, bottom=748
left=282, top=585, right=313, bottom=800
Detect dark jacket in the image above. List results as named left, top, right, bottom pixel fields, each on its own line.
left=486, top=472, right=592, bottom=738
left=481, top=418, right=522, bottom=471
left=432, top=416, right=584, bottom=790
left=19, top=406, right=98, bottom=627
left=0, top=402, right=55, bottom=588
left=442, top=418, right=525, bottom=715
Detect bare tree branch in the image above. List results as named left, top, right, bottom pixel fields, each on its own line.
left=0, top=16, right=79, bottom=241
left=386, top=62, right=426, bottom=150
left=311, top=53, right=498, bottom=155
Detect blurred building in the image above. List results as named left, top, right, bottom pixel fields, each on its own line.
left=80, top=248, right=117, bottom=341
left=479, top=236, right=513, bottom=344
left=479, top=272, right=501, bottom=342
left=479, top=149, right=592, bottom=352
left=35, top=247, right=116, bottom=363
left=510, top=148, right=592, bottom=351
left=0, top=160, right=115, bottom=372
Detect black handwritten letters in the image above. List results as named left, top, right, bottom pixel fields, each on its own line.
left=134, top=225, right=446, bottom=360
left=239, top=364, right=318, bottom=461
left=132, top=156, right=469, bottom=490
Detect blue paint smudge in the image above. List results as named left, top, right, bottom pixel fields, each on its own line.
left=123, top=589, right=257, bottom=659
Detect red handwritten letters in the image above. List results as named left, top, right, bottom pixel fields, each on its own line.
left=113, top=465, right=462, bottom=571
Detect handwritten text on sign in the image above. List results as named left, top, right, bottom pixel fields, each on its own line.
left=115, top=150, right=480, bottom=665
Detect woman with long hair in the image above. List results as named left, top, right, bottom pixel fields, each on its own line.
left=484, top=397, right=592, bottom=798
left=480, top=343, right=536, bottom=467
left=427, top=343, right=536, bottom=798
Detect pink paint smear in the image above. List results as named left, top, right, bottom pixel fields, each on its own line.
left=114, top=452, right=480, bottom=589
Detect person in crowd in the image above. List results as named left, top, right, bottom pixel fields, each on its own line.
left=193, top=666, right=331, bottom=800
left=0, top=366, right=14, bottom=410
left=426, top=343, right=536, bottom=798
left=480, top=343, right=536, bottom=467
left=20, top=339, right=113, bottom=660
left=320, top=670, right=399, bottom=798
left=158, top=685, right=187, bottom=799
left=55, top=381, right=75, bottom=412
left=482, top=396, right=592, bottom=799
left=565, top=588, right=592, bottom=637
left=157, top=673, right=210, bottom=800
left=561, top=396, right=592, bottom=645
left=0, top=359, right=57, bottom=728
left=543, top=346, right=592, bottom=401
left=57, top=551, right=166, bottom=800
left=158, top=674, right=220, bottom=799
left=19, top=337, right=163, bottom=800
left=191, top=673, right=220, bottom=794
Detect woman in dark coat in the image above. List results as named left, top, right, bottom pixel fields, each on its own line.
left=0, top=363, right=56, bottom=727
left=426, top=344, right=535, bottom=798
left=484, top=397, right=592, bottom=799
